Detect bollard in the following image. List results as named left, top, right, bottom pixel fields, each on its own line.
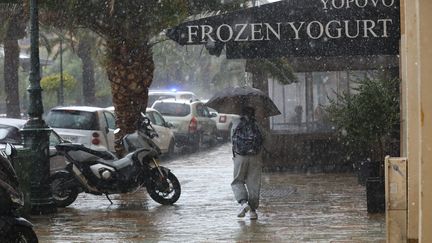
left=12, top=148, right=33, bottom=217
left=21, top=127, right=57, bottom=215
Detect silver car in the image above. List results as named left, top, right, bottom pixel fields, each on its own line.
left=0, top=118, right=69, bottom=173
left=207, top=107, right=240, bottom=141
left=105, top=107, right=176, bottom=156
left=152, top=99, right=218, bottom=149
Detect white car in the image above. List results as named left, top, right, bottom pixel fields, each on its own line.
left=148, top=90, right=197, bottom=108
left=207, top=107, right=240, bottom=141
left=152, top=98, right=218, bottom=149
left=46, top=106, right=117, bottom=152
left=105, top=107, right=176, bottom=156
left=0, top=118, right=70, bottom=173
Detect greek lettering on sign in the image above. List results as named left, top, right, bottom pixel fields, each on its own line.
left=319, top=0, right=396, bottom=9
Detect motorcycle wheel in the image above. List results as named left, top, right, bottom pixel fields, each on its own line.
left=146, top=168, right=181, bottom=205
left=50, top=172, right=79, bottom=208
left=4, top=225, right=38, bottom=243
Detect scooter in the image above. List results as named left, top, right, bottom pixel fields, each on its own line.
left=0, top=144, right=38, bottom=242
left=49, top=115, right=181, bottom=207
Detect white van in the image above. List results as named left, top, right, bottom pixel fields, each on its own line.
left=148, top=90, right=197, bottom=107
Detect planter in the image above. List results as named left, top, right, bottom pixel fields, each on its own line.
left=356, top=160, right=380, bottom=186
left=366, top=177, right=385, bottom=213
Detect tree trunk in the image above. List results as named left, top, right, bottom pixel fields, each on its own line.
left=106, top=41, right=154, bottom=156
left=4, top=39, right=21, bottom=118
left=77, top=36, right=96, bottom=106
left=3, top=7, right=26, bottom=118
left=4, top=11, right=26, bottom=119
left=247, top=60, right=270, bottom=124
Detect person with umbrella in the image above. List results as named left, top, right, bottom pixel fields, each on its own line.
left=230, top=106, right=265, bottom=220
left=206, top=86, right=281, bottom=220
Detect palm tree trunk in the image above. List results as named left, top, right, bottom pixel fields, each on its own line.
left=77, top=37, right=96, bottom=105
left=4, top=34, right=21, bottom=118
left=106, top=41, right=154, bottom=156
left=3, top=7, right=26, bottom=118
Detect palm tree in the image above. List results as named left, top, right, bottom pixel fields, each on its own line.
left=76, top=33, right=97, bottom=105
left=40, top=28, right=100, bottom=106
left=0, top=2, right=27, bottom=118
left=41, top=0, right=247, bottom=155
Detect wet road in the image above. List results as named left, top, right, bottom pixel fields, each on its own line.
left=31, top=143, right=385, bottom=242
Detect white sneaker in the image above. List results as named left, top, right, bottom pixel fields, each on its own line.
left=249, top=211, right=258, bottom=220
left=237, top=203, right=250, bottom=218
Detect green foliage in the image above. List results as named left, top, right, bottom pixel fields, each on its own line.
left=324, top=77, right=400, bottom=162
left=249, top=58, right=297, bottom=85
left=40, top=0, right=249, bottom=44
left=40, top=72, right=77, bottom=92
left=152, top=40, right=246, bottom=97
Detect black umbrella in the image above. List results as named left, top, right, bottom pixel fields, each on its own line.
left=205, top=86, right=281, bottom=118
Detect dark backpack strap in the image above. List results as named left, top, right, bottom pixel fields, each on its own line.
left=232, top=120, right=246, bottom=157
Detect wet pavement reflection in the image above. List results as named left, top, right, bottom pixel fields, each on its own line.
left=31, top=143, right=385, bottom=242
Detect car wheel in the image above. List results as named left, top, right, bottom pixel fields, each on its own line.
left=209, top=128, right=218, bottom=147
left=225, top=123, right=233, bottom=142
left=191, top=133, right=202, bottom=152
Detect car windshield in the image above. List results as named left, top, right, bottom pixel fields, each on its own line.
left=0, top=126, right=21, bottom=144
left=148, top=95, right=176, bottom=107
left=153, top=103, right=190, bottom=117
left=179, top=94, right=193, bottom=100
left=46, top=110, right=99, bottom=130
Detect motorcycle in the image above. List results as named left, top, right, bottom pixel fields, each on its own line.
left=49, top=115, right=181, bottom=207
left=0, top=144, right=38, bottom=243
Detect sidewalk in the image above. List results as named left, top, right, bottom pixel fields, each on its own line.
left=31, top=144, right=385, bottom=242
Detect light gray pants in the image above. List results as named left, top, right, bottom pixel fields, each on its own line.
left=231, top=152, right=262, bottom=210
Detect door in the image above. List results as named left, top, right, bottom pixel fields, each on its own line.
left=103, top=111, right=116, bottom=151
left=49, top=131, right=67, bottom=173
left=147, top=111, right=172, bottom=152
left=195, top=103, right=214, bottom=140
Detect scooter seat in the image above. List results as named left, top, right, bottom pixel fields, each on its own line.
left=104, top=153, right=134, bottom=170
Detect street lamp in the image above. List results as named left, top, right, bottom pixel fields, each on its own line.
left=22, top=0, right=56, bottom=214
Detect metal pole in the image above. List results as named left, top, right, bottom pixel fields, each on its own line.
left=22, top=0, right=56, bottom=214
left=59, top=37, right=64, bottom=105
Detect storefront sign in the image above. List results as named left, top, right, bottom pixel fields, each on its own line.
left=167, top=0, right=400, bottom=58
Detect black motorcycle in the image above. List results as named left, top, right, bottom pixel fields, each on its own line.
left=0, top=144, right=38, bottom=243
left=49, top=116, right=181, bottom=207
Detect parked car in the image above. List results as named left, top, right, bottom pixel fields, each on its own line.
left=45, top=106, right=117, bottom=152
left=207, top=107, right=240, bottom=141
left=152, top=98, right=218, bottom=149
left=0, top=118, right=69, bottom=173
left=106, top=107, right=176, bottom=156
left=148, top=90, right=197, bottom=108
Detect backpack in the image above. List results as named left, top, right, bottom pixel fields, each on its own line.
left=232, top=118, right=263, bottom=156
